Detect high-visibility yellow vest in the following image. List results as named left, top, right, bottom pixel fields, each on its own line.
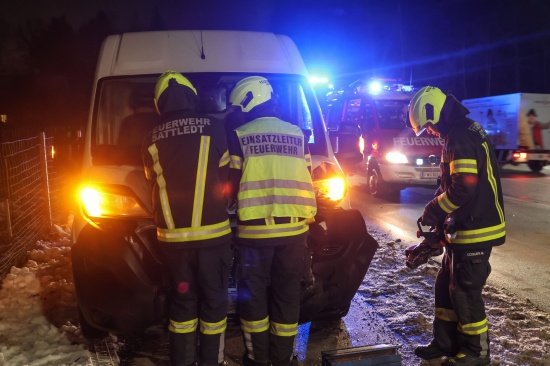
left=235, top=117, right=317, bottom=222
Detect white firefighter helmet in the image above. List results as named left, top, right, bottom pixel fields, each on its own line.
left=229, top=76, right=274, bottom=113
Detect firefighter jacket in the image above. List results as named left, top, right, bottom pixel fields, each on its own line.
left=142, top=106, right=231, bottom=247
left=228, top=117, right=317, bottom=245
left=422, top=114, right=506, bottom=251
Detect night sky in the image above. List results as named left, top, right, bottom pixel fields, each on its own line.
left=1, top=0, right=550, bottom=132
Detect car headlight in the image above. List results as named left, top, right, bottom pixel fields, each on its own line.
left=312, top=162, right=348, bottom=206
left=385, top=151, right=408, bottom=164
left=79, top=185, right=151, bottom=219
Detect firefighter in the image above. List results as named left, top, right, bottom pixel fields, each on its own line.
left=227, top=76, right=317, bottom=366
left=142, top=71, right=232, bottom=366
left=408, top=86, right=505, bottom=366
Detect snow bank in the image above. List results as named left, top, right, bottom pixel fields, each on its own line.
left=0, top=221, right=92, bottom=366
left=359, top=229, right=550, bottom=366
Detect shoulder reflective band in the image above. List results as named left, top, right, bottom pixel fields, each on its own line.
left=169, top=318, right=198, bottom=333
left=270, top=321, right=298, bottom=337
left=452, top=222, right=505, bottom=244
left=238, top=220, right=309, bottom=239
left=200, top=317, right=227, bottom=335
left=219, top=150, right=230, bottom=167
left=148, top=143, right=175, bottom=229
left=192, top=136, right=210, bottom=228
left=458, top=318, right=488, bottom=335
left=437, top=192, right=459, bottom=214
left=157, top=219, right=231, bottom=242
left=230, top=155, right=243, bottom=170
left=240, top=316, right=269, bottom=333
left=482, top=142, right=505, bottom=223
left=435, top=307, right=458, bottom=322
left=450, top=159, right=478, bottom=174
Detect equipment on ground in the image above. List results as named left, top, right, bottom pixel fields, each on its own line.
left=322, top=344, right=402, bottom=365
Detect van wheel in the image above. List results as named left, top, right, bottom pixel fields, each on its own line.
left=78, top=307, right=108, bottom=339
left=367, top=167, right=385, bottom=197
left=527, top=160, right=545, bottom=173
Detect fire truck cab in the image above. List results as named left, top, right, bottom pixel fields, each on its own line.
left=326, top=80, right=443, bottom=197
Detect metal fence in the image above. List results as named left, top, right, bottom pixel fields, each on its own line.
left=0, top=133, right=65, bottom=279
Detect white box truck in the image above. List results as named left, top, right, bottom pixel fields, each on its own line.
left=71, top=30, right=377, bottom=338
left=462, top=93, right=550, bottom=172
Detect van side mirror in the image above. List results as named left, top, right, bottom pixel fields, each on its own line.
left=332, top=122, right=363, bottom=167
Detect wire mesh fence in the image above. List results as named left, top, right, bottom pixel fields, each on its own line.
left=0, top=133, right=65, bottom=279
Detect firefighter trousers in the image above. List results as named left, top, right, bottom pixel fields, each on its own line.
left=160, top=241, right=233, bottom=366
left=236, top=236, right=305, bottom=366
left=433, top=247, right=492, bottom=358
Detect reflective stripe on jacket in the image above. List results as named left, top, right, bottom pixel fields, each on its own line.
left=425, top=120, right=505, bottom=249
left=142, top=110, right=231, bottom=246
left=229, top=117, right=317, bottom=239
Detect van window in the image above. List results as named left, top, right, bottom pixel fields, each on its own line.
left=374, top=100, right=409, bottom=130
left=91, top=73, right=327, bottom=165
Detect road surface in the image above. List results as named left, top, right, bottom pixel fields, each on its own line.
left=348, top=163, right=550, bottom=312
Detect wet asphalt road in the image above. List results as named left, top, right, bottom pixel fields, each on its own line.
left=347, top=163, right=550, bottom=313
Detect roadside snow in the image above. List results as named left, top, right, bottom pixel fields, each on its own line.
left=0, top=221, right=92, bottom=366
left=0, top=218, right=548, bottom=365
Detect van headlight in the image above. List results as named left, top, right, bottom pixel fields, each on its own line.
left=385, top=151, right=408, bottom=164
left=312, top=162, right=348, bottom=206
left=79, top=185, right=152, bottom=219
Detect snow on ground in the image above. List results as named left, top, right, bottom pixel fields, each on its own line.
left=357, top=228, right=550, bottom=366
left=0, top=218, right=548, bottom=365
left=0, top=220, right=92, bottom=366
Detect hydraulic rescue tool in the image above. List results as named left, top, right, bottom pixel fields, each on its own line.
left=405, top=216, right=455, bottom=269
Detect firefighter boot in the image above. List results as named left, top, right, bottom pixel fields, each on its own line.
left=444, top=353, right=490, bottom=366
left=415, top=341, right=454, bottom=360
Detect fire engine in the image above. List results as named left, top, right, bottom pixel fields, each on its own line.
left=325, top=79, right=443, bottom=197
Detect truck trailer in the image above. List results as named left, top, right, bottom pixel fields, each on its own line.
left=462, top=93, right=550, bottom=172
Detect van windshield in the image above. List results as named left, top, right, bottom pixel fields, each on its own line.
left=374, top=100, right=409, bottom=130
left=92, top=73, right=327, bottom=165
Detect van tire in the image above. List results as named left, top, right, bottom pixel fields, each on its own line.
left=367, top=166, right=385, bottom=197
left=78, top=307, right=108, bottom=340
left=367, top=166, right=401, bottom=198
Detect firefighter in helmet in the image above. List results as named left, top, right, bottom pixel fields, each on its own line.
left=142, top=71, right=232, bottom=366
left=408, top=86, right=505, bottom=366
left=227, top=76, right=317, bottom=366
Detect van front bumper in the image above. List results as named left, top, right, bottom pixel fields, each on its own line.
left=379, top=163, right=439, bottom=186
left=72, top=220, right=166, bottom=334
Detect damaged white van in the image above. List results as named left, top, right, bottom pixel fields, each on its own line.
left=71, top=30, right=378, bottom=337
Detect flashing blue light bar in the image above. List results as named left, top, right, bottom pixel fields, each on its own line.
left=309, top=76, right=329, bottom=85
left=368, top=81, right=382, bottom=93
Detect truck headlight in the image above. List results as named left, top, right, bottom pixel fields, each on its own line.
left=312, top=162, right=348, bottom=205
left=385, top=151, right=408, bottom=164
left=79, top=185, right=151, bottom=219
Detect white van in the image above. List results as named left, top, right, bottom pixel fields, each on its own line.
left=71, top=30, right=377, bottom=337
